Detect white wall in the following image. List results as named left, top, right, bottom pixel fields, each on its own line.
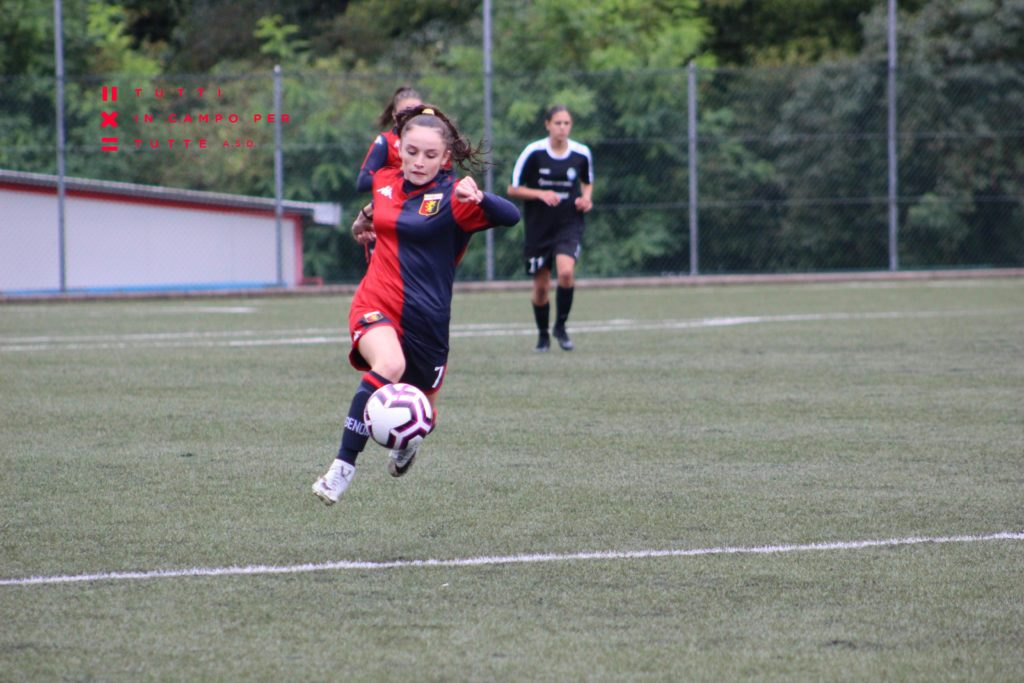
left=0, top=190, right=62, bottom=292
left=0, top=186, right=301, bottom=293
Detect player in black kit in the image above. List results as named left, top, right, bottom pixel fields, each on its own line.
left=508, top=105, right=593, bottom=351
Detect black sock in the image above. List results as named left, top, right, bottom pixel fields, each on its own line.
left=533, top=302, right=550, bottom=336
left=337, top=370, right=390, bottom=465
left=555, top=286, right=574, bottom=329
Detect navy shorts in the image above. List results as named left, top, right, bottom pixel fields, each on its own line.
left=349, top=311, right=448, bottom=395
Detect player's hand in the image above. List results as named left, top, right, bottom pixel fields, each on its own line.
left=575, top=196, right=593, bottom=213
left=354, top=228, right=376, bottom=246
left=540, top=190, right=561, bottom=206
left=351, top=205, right=376, bottom=244
left=455, top=176, right=484, bottom=204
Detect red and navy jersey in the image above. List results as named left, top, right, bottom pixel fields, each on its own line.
left=356, top=129, right=401, bottom=192
left=349, top=167, right=520, bottom=353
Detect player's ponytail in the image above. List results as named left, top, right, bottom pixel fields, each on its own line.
left=396, top=104, right=489, bottom=174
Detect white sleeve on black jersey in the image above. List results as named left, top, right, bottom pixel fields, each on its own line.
left=510, top=139, right=548, bottom=187
left=568, top=140, right=594, bottom=184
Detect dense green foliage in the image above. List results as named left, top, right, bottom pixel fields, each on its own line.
left=1, top=0, right=1020, bottom=280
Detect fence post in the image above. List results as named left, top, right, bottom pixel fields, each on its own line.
left=54, top=0, right=67, bottom=292
left=687, top=61, right=699, bottom=276
left=273, top=64, right=284, bottom=286
left=887, top=0, right=899, bottom=271
left=483, top=0, right=495, bottom=281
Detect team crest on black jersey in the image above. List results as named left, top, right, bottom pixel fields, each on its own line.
left=419, top=193, right=444, bottom=216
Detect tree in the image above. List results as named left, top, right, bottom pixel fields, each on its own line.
left=465, top=0, right=713, bottom=277
left=873, top=0, right=1024, bottom=266
left=5, top=0, right=1019, bottom=280
left=770, top=0, right=1024, bottom=269
left=698, top=0, right=928, bottom=66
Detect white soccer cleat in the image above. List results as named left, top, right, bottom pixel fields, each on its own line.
left=312, top=459, right=355, bottom=505
left=387, top=442, right=420, bottom=478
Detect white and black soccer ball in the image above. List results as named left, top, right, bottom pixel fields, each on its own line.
left=363, top=383, right=434, bottom=450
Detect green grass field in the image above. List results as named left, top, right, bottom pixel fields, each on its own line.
left=2, top=279, right=1023, bottom=681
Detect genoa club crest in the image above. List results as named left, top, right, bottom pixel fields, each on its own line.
left=418, top=193, right=444, bottom=216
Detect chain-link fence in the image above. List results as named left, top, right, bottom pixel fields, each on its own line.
left=2, top=61, right=1021, bottom=288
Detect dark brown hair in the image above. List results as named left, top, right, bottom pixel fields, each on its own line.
left=377, top=86, right=423, bottom=129
left=395, top=104, right=488, bottom=173
left=544, top=104, right=571, bottom=122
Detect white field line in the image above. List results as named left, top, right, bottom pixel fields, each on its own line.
left=2, top=531, right=1021, bottom=587
left=0, top=308, right=1015, bottom=353
left=154, top=306, right=258, bottom=314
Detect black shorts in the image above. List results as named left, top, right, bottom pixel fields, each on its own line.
left=349, top=312, right=449, bottom=395
left=523, top=221, right=584, bottom=276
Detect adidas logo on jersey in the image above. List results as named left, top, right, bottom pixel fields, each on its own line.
left=377, top=185, right=393, bottom=198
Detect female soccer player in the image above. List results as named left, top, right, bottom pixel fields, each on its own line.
left=313, top=104, right=521, bottom=505
left=508, top=105, right=593, bottom=351
left=351, top=87, right=452, bottom=253
left=355, top=85, right=423, bottom=192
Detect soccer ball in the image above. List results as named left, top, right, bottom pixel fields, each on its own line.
left=363, top=383, right=434, bottom=450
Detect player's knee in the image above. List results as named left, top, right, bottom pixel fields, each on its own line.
left=557, top=271, right=574, bottom=288
left=532, top=280, right=551, bottom=302
left=372, top=355, right=406, bottom=383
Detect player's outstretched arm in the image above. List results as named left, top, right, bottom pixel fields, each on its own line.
left=457, top=177, right=520, bottom=225
left=480, top=194, right=521, bottom=226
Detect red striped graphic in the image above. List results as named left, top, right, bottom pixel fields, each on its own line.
left=363, top=372, right=389, bottom=389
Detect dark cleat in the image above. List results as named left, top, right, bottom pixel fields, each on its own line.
left=552, top=326, right=574, bottom=351
left=388, top=443, right=419, bottom=477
